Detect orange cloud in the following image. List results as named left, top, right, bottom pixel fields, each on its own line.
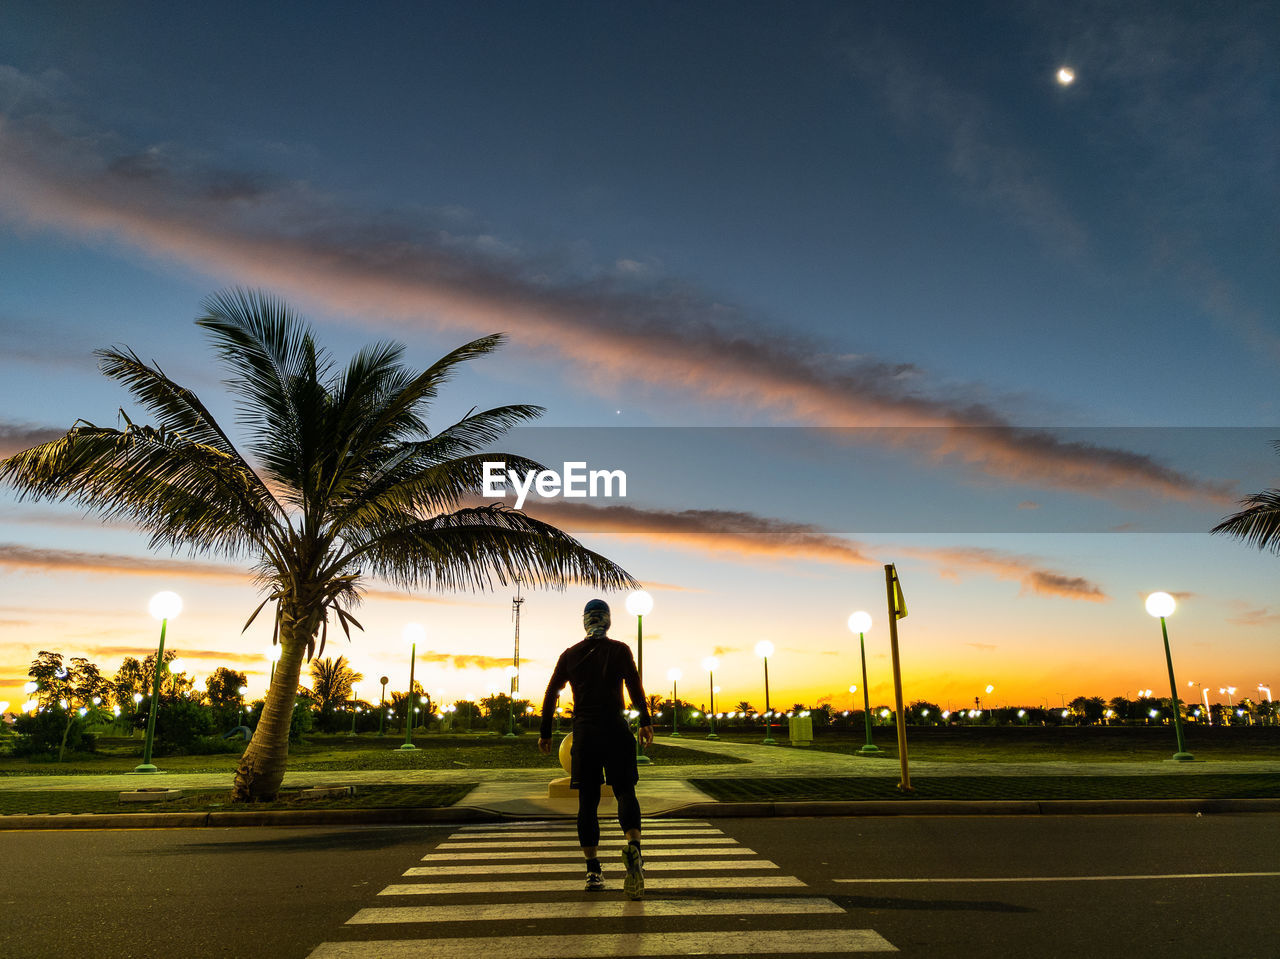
left=0, top=103, right=1232, bottom=506
left=0, top=543, right=247, bottom=581
left=415, top=652, right=526, bottom=671
left=899, top=546, right=1108, bottom=602
left=522, top=502, right=875, bottom=567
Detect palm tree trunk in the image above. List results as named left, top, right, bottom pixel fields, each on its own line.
left=232, top=607, right=314, bottom=802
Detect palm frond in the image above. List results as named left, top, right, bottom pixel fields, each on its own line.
left=1211, top=490, right=1280, bottom=553
left=343, top=504, right=638, bottom=593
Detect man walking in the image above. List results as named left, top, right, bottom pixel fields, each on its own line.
left=539, top=598, right=653, bottom=898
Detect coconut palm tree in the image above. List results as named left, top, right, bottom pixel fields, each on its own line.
left=1212, top=442, right=1280, bottom=552
left=310, top=656, right=362, bottom=711
left=0, top=290, right=636, bottom=801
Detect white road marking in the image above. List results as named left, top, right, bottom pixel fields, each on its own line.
left=347, top=897, right=845, bottom=924
left=402, top=859, right=780, bottom=876
left=379, top=875, right=807, bottom=895
left=455, top=820, right=713, bottom=832
left=308, top=928, right=896, bottom=957
left=421, top=846, right=760, bottom=861
left=439, top=837, right=736, bottom=850
left=443, top=828, right=723, bottom=840
left=835, top=871, right=1280, bottom=884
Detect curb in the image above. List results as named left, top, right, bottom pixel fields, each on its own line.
left=3, top=797, right=1279, bottom=829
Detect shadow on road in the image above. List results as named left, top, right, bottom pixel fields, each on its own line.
left=161, top=825, right=449, bottom=855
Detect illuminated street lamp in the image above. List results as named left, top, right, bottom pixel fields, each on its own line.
left=400, top=623, right=424, bottom=750
left=136, top=591, right=182, bottom=773
left=702, top=657, right=720, bottom=740
left=667, top=667, right=683, bottom=737
left=1188, top=680, right=1211, bottom=725
left=1146, top=592, right=1193, bottom=761
left=504, top=665, right=519, bottom=737
left=755, top=640, right=777, bottom=745
left=847, top=612, right=879, bottom=755
left=626, top=590, right=653, bottom=765
left=237, top=685, right=249, bottom=726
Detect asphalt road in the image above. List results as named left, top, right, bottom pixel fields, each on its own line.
left=3, top=814, right=1277, bottom=958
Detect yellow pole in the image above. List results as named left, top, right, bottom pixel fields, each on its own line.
left=884, top=564, right=911, bottom=792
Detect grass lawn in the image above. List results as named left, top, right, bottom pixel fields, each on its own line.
left=0, top=782, right=475, bottom=816
left=0, top=733, right=747, bottom=776
left=690, top=774, right=1280, bottom=803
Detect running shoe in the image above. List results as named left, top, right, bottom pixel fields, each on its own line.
left=622, top=843, right=644, bottom=900
left=585, top=870, right=605, bottom=892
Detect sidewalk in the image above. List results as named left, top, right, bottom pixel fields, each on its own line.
left=3, top=737, right=1279, bottom=826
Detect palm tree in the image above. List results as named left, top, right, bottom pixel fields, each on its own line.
left=1212, top=442, right=1280, bottom=551
left=0, top=290, right=636, bottom=801
left=310, top=656, right=362, bottom=710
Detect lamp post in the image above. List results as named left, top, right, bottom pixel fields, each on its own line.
left=237, top=685, right=249, bottom=726
left=847, top=612, right=880, bottom=754
left=400, top=623, right=424, bottom=750
left=136, top=591, right=182, bottom=773
left=755, top=640, right=777, bottom=745
left=504, top=665, right=519, bottom=737
left=1259, top=685, right=1273, bottom=725
left=1188, top=681, right=1210, bottom=725
left=702, top=657, right=719, bottom=740
left=1146, top=592, right=1193, bottom=761
left=348, top=686, right=359, bottom=736
left=378, top=676, right=388, bottom=735
left=626, top=590, right=653, bottom=765
left=667, top=667, right=682, bottom=737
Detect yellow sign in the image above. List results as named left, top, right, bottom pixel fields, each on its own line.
left=889, top=564, right=907, bottom=619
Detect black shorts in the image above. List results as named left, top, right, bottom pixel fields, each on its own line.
left=569, top=719, right=638, bottom=790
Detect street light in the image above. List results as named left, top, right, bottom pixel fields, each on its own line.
left=504, top=665, right=519, bottom=737
left=378, top=676, right=389, bottom=735
left=136, top=591, right=182, bottom=773
left=1188, top=680, right=1210, bottom=725
left=626, top=590, right=653, bottom=765
left=237, top=685, right=249, bottom=726
left=400, top=623, right=424, bottom=750
left=702, top=657, right=720, bottom=740
left=846, top=612, right=879, bottom=755
left=667, top=667, right=683, bottom=737
left=755, top=640, right=777, bottom=745
left=1146, top=592, right=1193, bottom=761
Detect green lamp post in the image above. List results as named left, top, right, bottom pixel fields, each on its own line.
left=136, top=591, right=182, bottom=773
left=378, top=676, right=388, bottom=735
left=847, top=611, right=880, bottom=754
left=626, top=590, right=653, bottom=765
left=702, top=656, right=720, bottom=740
left=667, top=667, right=683, bottom=737
left=1146, top=592, right=1194, bottom=761
left=400, top=623, right=423, bottom=750
left=755, top=640, right=777, bottom=745
left=504, top=665, right=519, bottom=737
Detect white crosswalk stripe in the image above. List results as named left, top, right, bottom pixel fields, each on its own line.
left=307, top=819, right=897, bottom=956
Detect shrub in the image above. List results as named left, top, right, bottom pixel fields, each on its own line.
left=152, top=699, right=215, bottom=756
left=12, top=708, right=97, bottom=758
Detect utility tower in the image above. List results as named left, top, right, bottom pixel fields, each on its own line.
left=511, top=578, right=524, bottom=695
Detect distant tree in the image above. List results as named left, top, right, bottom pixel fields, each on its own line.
left=112, top=657, right=149, bottom=711
left=206, top=667, right=249, bottom=707
left=1069, top=695, right=1106, bottom=724
left=140, top=648, right=194, bottom=701
left=24, top=652, right=112, bottom=761
left=310, top=656, right=363, bottom=710
left=907, top=700, right=941, bottom=724
left=736, top=701, right=755, bottom=716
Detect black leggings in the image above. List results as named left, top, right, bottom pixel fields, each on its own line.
left=577, top=777, right=641, bottom=848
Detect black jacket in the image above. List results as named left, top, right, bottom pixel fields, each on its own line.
left=539, top=635, right=650, bottom=738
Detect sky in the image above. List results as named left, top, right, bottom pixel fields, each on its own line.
left=0, top=1, right=1277, bottom=717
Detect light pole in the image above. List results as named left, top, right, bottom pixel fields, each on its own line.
left=1188, top=681, right=1210, bottom=725
left=847, top=612, right=880, bottom=754
left=400, top=623, right=423, bottom=750
left=136, top=591, right=182, bottom=773
left=667, top=667, right=682, bottom=737
left=626, top=590, right=653, bottom=765
left=378, top=676, right=388, bottom=735
left=702, top=657, right=719, bottom=739
left=349, top=686, right=359, bottom=736
left=237, top=685, right=249, bottom=727
left=755, top=640, right=777, bottom=745
left=1146, top=592, right=1193, bottom=761
left=1259, top=685, right=1273, bottom=725
left=504, top=665, right=519, bottom=737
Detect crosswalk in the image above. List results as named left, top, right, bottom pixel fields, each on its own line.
left=306, top=819, right=897, bottom=957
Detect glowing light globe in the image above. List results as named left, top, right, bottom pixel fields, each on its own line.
left=755, top=640, right=774, bottom=659
left=847, top=611, right=872, bottom=634
left=625, top=590, right=653, bottom=617
left=1145, top=592, right=1176, bottom=618
left=148, top=591, right=183, bottom=621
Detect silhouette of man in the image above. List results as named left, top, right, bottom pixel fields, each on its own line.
left=539, top=598, right=653, bottom=898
